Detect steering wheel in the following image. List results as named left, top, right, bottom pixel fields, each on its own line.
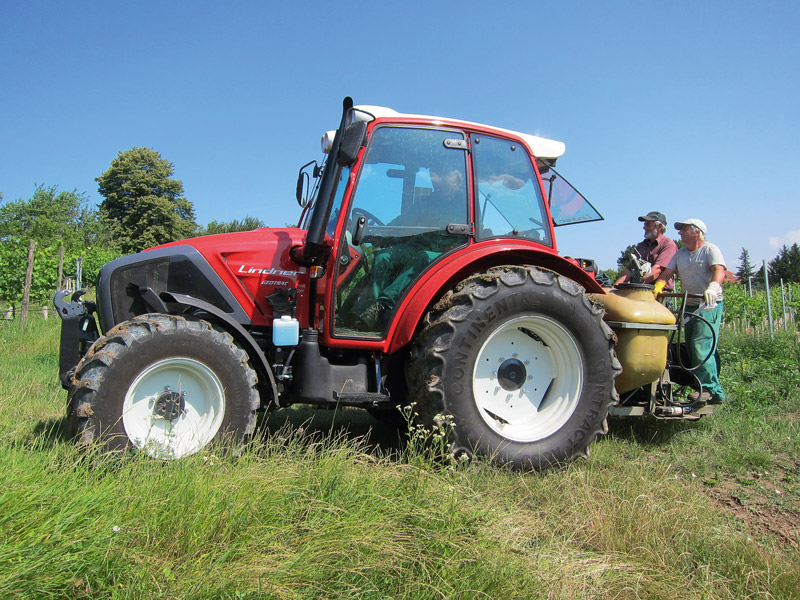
left=352, top=207, right=385, bottom=227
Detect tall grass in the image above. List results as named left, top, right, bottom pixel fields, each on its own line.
left=1, top=319, right=799, bottom=599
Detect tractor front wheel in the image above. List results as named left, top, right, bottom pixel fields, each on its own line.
left=67, top=314, right=259, bottom=459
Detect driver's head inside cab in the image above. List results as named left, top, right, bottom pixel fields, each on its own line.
left=390, top=164, right=466, bottom=228
left=430, top=167, right=465, bottom=201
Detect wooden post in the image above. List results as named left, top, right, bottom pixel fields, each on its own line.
left=57, top=246, right=65, bottom=290
left=20, top=240, right=35, bottom=328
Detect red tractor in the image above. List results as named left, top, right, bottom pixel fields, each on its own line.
left=55, top=97, right=694, bottom=470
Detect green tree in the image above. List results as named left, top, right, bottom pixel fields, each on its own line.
left=0, top=185, right=105, bottom=250
left=97, top=147, right=196, bottom=253
left=768, top=243, right=800, bottom=284
left=616, top=244, right=637, bottom=270
left=64, top=246, right=122, bottom=290
left=736, top=247, right=756, bottom=284
left=199, top=216, right=265, bottom=236
left=0, top=238, right=27, bottom=305
left=0, top=186, right=119, bottom=305
left=0, top=239, right=60, bottom=305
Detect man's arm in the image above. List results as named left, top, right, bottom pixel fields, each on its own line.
left=648, top=239, right=677, bottom=285
left=711, top=264, right=725, bottom=285
left=643, top=264, right=663, bottom=284
left=614, top=268, right=632, bottom=286
left=656, top=266, right=675, bottom=282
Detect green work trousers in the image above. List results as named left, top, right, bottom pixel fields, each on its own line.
left=685, top=302, right=725, bottom=401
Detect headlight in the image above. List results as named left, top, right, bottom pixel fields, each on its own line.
left=321, top=130, right=336, bottom=154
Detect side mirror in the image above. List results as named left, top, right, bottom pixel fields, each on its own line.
left=337, top=121, right=368, bottom=166
left=295, top=161, right=316, bottom=207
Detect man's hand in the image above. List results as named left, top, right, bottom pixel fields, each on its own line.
left=703, top=281, right=722, bottom=309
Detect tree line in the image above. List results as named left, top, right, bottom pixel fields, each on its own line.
left=0, top=148, right=265, bottom=307
left=733, top=245, right=800, bottom=288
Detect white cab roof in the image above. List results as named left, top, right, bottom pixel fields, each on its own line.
left=354, top=105, right=566, bottom=160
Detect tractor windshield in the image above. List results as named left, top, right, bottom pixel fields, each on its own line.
left=325, top=166, right=350, bottom=236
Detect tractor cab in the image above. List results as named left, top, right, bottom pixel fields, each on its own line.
left=295, top=101, right=604, bottom=342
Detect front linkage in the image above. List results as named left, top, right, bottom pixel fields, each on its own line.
left=53, top=289, right=99, bottom=389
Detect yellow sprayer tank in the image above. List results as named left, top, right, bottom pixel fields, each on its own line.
left=589, top=284, right=677, bottom=393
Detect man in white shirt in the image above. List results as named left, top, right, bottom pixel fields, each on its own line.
left=655, top=218, right=726, bottom=404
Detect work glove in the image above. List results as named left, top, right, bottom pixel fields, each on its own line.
left=703, top=281, right=722, bottom=310
left=653, top=280, right=666, bottom=297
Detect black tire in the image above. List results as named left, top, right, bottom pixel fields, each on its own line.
left=67, top=314, right=260, bottom=459
left=408, top=266, right=620, bottom=471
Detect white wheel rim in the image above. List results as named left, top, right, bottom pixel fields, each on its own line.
left=122, top=357, right=226, bottom=459
left=472, top=316, right=583, bottom=442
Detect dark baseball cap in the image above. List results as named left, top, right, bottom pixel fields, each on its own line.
left=638, top=211, right=666, bottom=225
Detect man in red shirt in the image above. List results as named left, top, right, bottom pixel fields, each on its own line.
left=614, top=211, right=678, bottom=290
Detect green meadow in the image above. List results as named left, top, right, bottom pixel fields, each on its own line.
left=1, top=317, right=799, bottom=599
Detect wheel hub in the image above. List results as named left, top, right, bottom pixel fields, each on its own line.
left=497, top=358, right=527, bottom=391
left=472, top=315, right=581, bottom=443
left=153, top=388, right=185, bottom=421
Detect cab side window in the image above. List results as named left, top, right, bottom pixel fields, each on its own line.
left=472, top=135, right=551, bottom=246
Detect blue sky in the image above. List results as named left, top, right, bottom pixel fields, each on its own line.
left=2, top=1, right=798, bottom=273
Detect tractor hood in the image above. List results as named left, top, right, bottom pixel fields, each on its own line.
left=153, top=227, right=310, bottom=326
left=96, top=228, right=310, bottom=331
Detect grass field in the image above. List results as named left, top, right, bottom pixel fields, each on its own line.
left=1, top=317, right=799, bottom=599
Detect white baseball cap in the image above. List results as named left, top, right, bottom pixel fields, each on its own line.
left=674, top=218, right=707, bottom=234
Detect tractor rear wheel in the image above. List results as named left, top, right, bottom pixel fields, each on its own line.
left=67, top=314, right=259, bottom=459
left=408, top=266, right=619, bottom=471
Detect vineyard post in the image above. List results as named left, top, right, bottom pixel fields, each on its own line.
left=57, top=246, right=65, bottom=290
left=20, top=240, right=35, bottom=329
left=780, top=279, right=787, bottom=332
left=76, top=257, right=83, bottom=291
left=763, top=260, right=774, bottom=339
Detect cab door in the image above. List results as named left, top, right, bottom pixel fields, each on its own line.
left=331, top=126, right=470, bottom=337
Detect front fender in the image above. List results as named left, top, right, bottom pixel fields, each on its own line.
left=162, top=292, right=279, bottom=408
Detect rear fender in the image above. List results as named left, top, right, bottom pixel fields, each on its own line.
left=386, top=247, right=605, bottom=353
